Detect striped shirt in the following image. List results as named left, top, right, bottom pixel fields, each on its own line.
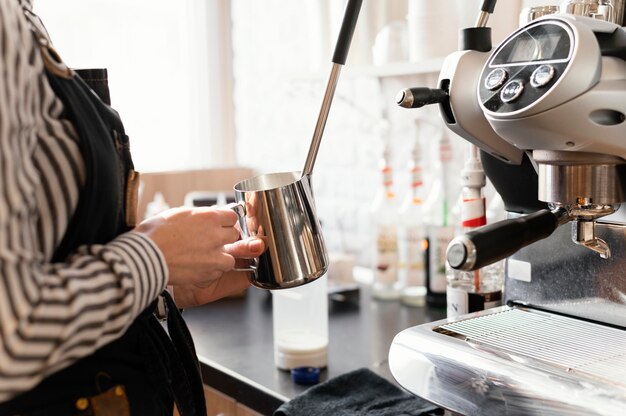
left=0, top=0, right=168, bottom=401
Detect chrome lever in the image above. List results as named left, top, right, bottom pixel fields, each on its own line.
left=572, top=220, right=611, bottom=259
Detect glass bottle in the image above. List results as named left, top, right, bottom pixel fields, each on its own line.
left=446, top=144, right=504, bottom=318
left=398, top=140, right=426, bottom=307
left=484, top=189, right=506, bottom=286
left=422, top=132, right=455, bottom=308
left=369, top=143, right=401, bottom=300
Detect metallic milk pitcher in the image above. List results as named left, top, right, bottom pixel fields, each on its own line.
left=232, top=171, right=329, bottom=290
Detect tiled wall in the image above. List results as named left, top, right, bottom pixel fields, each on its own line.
left=230, top=0, right=526, bottom=265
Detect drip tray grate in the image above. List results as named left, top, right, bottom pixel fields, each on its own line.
left=435, top=308, right=626, bottom=386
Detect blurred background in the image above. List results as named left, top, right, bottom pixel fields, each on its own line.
left=37, top=0, right=550, bottom=266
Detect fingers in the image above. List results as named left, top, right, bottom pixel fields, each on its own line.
left=217, top=250, right=237, bottom=272
left=137, top=205, right=252, bottom=287
left=213, top=272, right=251, bottom=297
left=193, top=206, right=238, bottom=227
left=202, top=208, right=242, bottom=245
left=225, top=237, right=266, bottom=259
left=215, top=225, right=241, bottom=245
left=174, top=271, right=252, bottom=307
left=199, top=272, right=251, bottom=302
left=191, top=208, right=241, bottom=245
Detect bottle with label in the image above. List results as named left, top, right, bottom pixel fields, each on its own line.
left=446, top=144, right=504, bottom=318
left=398, top=139, right=427, bottom=307
left=422, top=132, right=455, bottom=308
left=369, top=142, right=401, bottom=300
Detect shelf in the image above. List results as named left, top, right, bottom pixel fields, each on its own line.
left=288, top=57, right=445, bottom=81
left=344, top=58, right=446, bottom=78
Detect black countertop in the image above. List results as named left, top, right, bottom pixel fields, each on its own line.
left=183, top=281, right=446, bottom=415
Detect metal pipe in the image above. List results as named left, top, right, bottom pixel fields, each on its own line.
left=301, top=64, right=342, bottom=177
left=300, top=0, right=362, bottom=177
left=475, top=11, right=490, bottom=28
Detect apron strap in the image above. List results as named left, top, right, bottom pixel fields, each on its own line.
left=158, top=291, right=207, bottom=416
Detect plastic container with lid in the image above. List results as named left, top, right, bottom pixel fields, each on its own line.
left=271, top=275, right=328, bottom=370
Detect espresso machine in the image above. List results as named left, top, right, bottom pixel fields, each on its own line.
left=389, top=1, right=626, bottom=414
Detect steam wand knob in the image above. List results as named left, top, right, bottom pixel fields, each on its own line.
left=395, top=87, right=449, bottom=109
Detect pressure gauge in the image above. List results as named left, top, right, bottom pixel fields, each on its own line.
left=478, top=19, right=573, bottom=115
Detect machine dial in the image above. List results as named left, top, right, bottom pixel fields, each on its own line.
left=485, top=68, right=509, bottom=90
left=500, top=80, right=525, bottom=103
left=530, top=64, right=556, bottom=88
left=479, top=20, right=573, bottom=114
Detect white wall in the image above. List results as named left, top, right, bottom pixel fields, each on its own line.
left=36, top=1, right=226, bottom=172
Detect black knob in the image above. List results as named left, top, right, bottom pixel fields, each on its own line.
left=396, top=88, right=449, bottom=109
left=447, top=240, right=469, bottom=269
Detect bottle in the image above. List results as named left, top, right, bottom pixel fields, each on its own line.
left=271, top=275, right=329, bottom=370
left=485, top=189, right=507, bottom=285
left=486, top=188, right=506, bottom=224
left=422, top=131, right=455, bottom=308
left=144, top=191, right=170, bottom=219
left=446, top=144, right=504, bottom=318
left=369, top=142, right=401, bottom=300
left=398, top=139, right=427, bottom=307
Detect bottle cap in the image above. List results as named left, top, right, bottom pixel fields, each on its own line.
left=291, top=367, right=321, bottom=385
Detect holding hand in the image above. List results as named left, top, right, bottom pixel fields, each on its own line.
left=135, top=206, right=265, bottom=307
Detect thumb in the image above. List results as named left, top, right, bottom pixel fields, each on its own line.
left=225, top=237, right=265, bottom=259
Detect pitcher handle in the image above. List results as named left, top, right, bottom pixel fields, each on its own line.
left=230, top=202, right=258, bottom=273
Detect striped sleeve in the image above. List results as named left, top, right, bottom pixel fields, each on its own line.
left=0, top=0, right=168, bottom=402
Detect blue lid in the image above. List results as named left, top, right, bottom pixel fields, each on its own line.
left=291, top=367, right=321, bottom=385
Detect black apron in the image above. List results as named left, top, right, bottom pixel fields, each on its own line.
left=0, top=15, right=207, bottom=416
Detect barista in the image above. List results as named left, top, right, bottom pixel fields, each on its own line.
left=0, top=0, right=265, bottom=414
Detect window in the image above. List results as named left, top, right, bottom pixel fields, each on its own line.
left=36, top=0, right=234, bottom=172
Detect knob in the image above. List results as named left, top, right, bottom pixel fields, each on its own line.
left=447, top=209, right=565, bottom=271
left=396, top=88, right=448, bottom=109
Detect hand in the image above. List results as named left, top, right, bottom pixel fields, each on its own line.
left=135, top=206, right=260, bottom=286
left=170, top=238, right=265, bottom=308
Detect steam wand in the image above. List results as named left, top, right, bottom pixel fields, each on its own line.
left=476, top=0, right=498, bottom=28
left=301, top=0, right=362, bottom=177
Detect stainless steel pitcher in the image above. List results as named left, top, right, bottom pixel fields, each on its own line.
left=233, top=172, right=328, bottom=290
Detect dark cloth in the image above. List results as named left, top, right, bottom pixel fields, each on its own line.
left=273, top=368, right=444, bottom=416
left=75, top=68, right=112, bottom=106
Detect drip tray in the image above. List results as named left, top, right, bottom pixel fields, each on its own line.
left=389, top=306, right=626, bottom=416
left=436, top=308, right=626, bottom=387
